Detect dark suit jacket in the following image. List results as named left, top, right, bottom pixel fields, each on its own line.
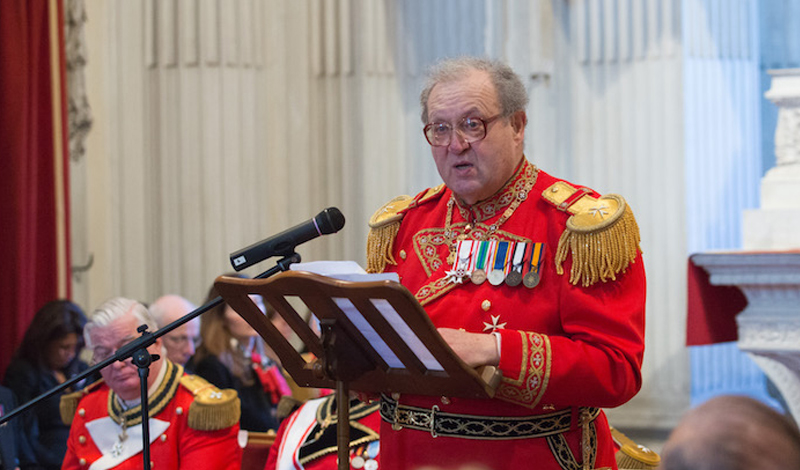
left=0, top=386, right=19, bottom=470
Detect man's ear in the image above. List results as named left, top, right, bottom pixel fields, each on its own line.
left=511, top=110, right=527, bottom=132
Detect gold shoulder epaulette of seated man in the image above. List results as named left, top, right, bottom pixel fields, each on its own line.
left=609, top=426, right=661, bottom=469
left=541, top=181, right=642, bottom=287
left=59, top=378, right=104, bottom=425
left=366, top=184, right=445, bottom=273
left=179, top=374, right=241, bottom=431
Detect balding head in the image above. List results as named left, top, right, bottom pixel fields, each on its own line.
left=150, top=295, right=199, bottom=365
left=661, top=395, right=800, bottom=470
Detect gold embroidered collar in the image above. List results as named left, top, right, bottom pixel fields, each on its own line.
left=451, top=158, right=538, bottom=224
left=107, top=360, right=182, bottom=428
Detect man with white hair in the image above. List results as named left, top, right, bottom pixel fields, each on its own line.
left=60, top=297, right=242, bottom=469
left=149, top=294, right=199, bottom=367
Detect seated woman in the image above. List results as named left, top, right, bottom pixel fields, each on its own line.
left=3, top=299, right=90, bottom=470
left=188, top=275, right=290, bottom=432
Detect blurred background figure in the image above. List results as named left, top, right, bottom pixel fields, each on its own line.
left=2, top=300, right=89, bottom=470
left=0, top=385, right=21, bottom=470
left=188, top=274, right=290, bottom=432
left=661, top=394, right=800, bottom=470
left=150, top=294, right=199, bottom=367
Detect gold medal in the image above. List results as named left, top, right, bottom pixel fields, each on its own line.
left=471, top=269, right=487, bottom=284
left=471, top=241, right=490, bottom=285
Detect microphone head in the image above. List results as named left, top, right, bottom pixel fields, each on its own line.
left=316, top=207, right=346, bottom=234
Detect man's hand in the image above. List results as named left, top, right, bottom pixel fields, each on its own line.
left=437, top=328, right=500, bottom=368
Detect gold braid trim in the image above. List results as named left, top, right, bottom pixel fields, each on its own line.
left=610, top=426, right=661, bottom=469
left=366, top=185, right=445, bottom=273
left=543, top=182, right=641, bottom=287
left=555, top=197, right=641, bottom=287
left=180, top=374, right=241, bottom=431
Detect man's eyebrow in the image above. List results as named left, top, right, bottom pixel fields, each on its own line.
left=430, top=108, right=483, bottom=122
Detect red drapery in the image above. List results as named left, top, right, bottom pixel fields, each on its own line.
left=0, top=0, right=71, bottom=377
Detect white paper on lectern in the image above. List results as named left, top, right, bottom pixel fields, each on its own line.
left=290, top=261, right=400, bottom=283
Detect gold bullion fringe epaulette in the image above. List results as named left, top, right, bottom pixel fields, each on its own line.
left=542, top=181, right=641, bottom=287
left=59, top=378, right=104, bottom=425
left=610, top=426, right=661, bottom=469
left=180, top=374, right=241, bottom=431
left=366, top=185, right=445, bottom=273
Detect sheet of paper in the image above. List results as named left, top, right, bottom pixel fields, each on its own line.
left=291, top=260, right=400, bottom=282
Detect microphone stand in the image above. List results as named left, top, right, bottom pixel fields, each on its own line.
left=0, top=253, right=301, bottom=470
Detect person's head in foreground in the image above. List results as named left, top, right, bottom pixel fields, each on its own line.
left=661, top=394, right=800, bottom=470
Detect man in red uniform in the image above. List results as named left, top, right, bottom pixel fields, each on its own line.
left=366, top=57, right=646, bottom=470
left=61, top=297, right=242, bottom=470
left=265, top=394, right=380, bottom=470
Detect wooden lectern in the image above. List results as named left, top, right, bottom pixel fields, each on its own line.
left=214, top=271, right=501, bottom=469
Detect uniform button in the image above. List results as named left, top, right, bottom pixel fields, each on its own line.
left=160, top=434, right=167, bottom=442
left=176, top=407, right=183, bottom=415
left=440, top=396, right=451, bottom=405
left=481, top=300, right=491, bottom=311
left=399, top=250, right=407, bottom=260
left=78, top=408, right=85, bottom=417
left=78, top=435, right=86, bottom=444
left=79, top=458, right=86, bottom=466
left=391, top=392, right=400, bottom=400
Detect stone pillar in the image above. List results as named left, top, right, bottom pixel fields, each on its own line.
left=744, top=69, right=800, bottom=250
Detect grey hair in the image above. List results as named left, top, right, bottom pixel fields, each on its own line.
left=149, top=294, right=197, bottom=329
left=419, top=57, right=529, bottom=124
left=84, top=297, right=158, bottom=348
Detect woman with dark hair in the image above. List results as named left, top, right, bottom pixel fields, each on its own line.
left=187, top=274, right=290, bottom=432
left=3, top=299, right=90, bottom=470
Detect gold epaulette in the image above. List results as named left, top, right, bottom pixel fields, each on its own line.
left=542, top=181, right=641, bottom=287
left=366, top=185, right=445, bottom=273
left=59, top=378, right=104, bottom=425
left=180, top=374, right=241, bottom=431
left=610, top=426, right=661, bottom=469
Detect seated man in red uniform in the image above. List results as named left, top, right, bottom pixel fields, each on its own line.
left=365, top=57, right=647, bottom=470
left=60, top=297, right=242, bottom=470
left=265, top=394, right=380, bottom=470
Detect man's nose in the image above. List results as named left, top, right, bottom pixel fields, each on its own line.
left=448, top=130, right=470, bottom=153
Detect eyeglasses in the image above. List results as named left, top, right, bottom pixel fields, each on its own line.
left=91, top=338, right=137, bottom=365
left=423, top=114, right=503, bottom=147
left=164, top=334, right=200, bottom=348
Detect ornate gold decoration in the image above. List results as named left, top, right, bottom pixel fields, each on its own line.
left=542, top=182, right=641, bottom=287
left=366, top=186, right=445, bottom=273
left=180, top=373, right=241, bottom=431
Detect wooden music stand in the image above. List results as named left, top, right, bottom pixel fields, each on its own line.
left=214, top=270, right=501, bottom=469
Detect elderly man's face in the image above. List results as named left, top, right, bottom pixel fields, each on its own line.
left=90, top=313, right=162, bottom=400
left=163, top=320, right=199, bottom=366
left=426, top=69, right=525, bottom=205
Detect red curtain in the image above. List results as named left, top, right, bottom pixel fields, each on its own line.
left=0, top=0, right=71, bottom=377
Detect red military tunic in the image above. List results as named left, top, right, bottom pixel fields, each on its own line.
left=62, top=361, right=242, bottom=470
left=369, top=160, right=646, bottom=470
left=266, top=395, right=380, bottom=470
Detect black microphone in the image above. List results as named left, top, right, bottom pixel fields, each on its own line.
left=230, top=207, right=346, bottom=271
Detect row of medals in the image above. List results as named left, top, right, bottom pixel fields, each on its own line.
left=350, top=440, right=379, bottom=469
left=448, top=239, right=544, bottom=288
